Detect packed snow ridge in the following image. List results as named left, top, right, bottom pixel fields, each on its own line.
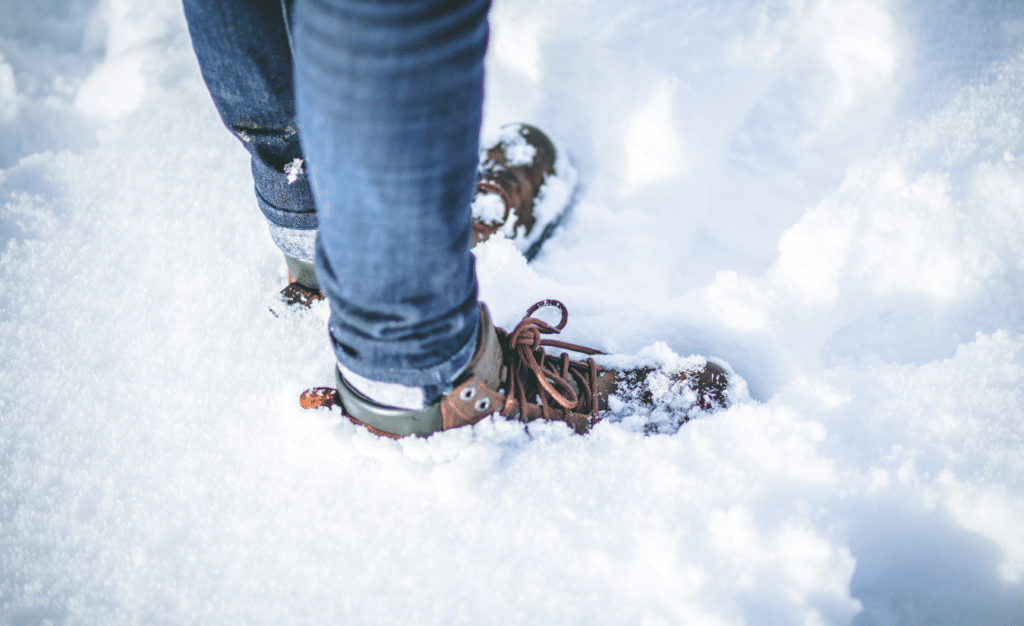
left=2, top=0, right=1024, bottom=624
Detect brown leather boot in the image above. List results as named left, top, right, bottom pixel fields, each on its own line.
left=472, top=124, right=577, bottom=260
left=301, top=300, right=731, bottom=437
left=268, top=255, right=325, bottom=316
left=276, top=124, right=575, bottom=314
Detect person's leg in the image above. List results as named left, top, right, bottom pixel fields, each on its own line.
left=293, top=0, right=488, bottom=404
left=182, top=0, right=318, bottom=276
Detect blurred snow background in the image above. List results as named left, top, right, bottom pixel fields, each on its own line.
left=2, top=0, right=1023, bottom=624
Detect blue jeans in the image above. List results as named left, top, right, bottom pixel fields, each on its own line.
left=184, top=0, right=486, bottom=398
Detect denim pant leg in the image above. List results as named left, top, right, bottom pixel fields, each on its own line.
left=183, top=0, right=318, bottom=262
left=293, top=0, right=487, bottom=397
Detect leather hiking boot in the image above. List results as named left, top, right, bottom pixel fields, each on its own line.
left=300, top=300, right=733, bottom=437
left=472, top=124, right=578, bottom=260
left=273, top=124, right=575, bottom=315
left=269, top=255, right=324, bottom=316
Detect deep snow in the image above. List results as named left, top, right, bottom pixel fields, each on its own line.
left=2, top=0, right=1024, bottom=624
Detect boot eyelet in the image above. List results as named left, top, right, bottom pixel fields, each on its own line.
left=460, top=387, right=476, bottom=401
left=475, top=397, right=491, bottom=412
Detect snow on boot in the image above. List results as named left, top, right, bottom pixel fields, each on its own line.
left=272, top=124, right=575, bottom=315
left=472, top=123, right=578, bottom=260
left=300, top=300, right=736, bottom=437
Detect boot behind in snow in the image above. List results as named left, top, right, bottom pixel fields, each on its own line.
left=274, top=124, right=577, bottom=314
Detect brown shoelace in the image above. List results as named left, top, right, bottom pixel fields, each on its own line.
left=302, top=298, right=730, bottom=436
left=496, top=300, right=605, bottom=430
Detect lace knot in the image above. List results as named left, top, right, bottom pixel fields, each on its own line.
left=496, top=300, right=606, bottom=429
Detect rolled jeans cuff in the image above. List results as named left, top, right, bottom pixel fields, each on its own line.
left=329, top=296, right=482, bottom=395
left=252, top=155, right=318, bottom=228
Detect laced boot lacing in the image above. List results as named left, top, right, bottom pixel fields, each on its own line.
left=472, top=124, right=554, bottom=242
left=496, top=300, right=605, bottom=430
left=303, top=299, right=715, bottom=436
left=472, top=167, right=536, bottom=240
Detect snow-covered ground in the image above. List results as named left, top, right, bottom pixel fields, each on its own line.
left=3, top=0, right=1024, bottom=623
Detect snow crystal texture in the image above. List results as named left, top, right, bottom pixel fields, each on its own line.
left=3, top=0, right=1024, bottom=625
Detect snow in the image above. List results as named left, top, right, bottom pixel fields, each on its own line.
left=474, top=126, right=578, bottom=254
left=3, top=0, right=1024, bottom=624
left=489, top=124, right=538, bottom=166
left=283, top=158, right=304, bottom=185
left=470, top=189, right=506, bottom=225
